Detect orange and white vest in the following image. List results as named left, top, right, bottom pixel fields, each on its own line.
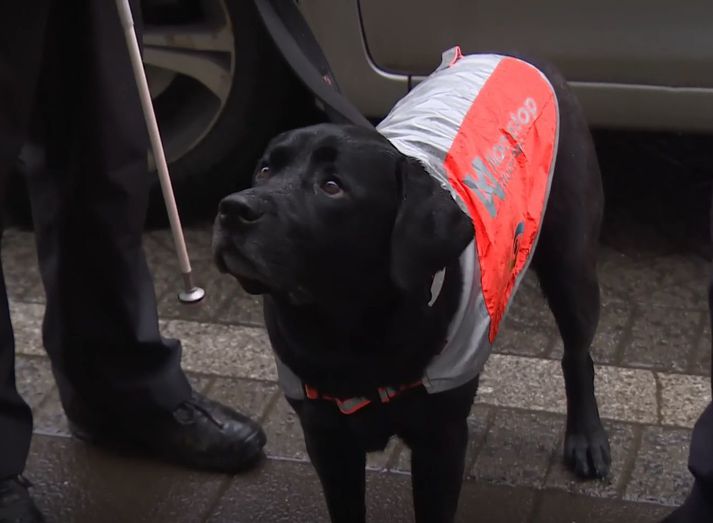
left=276, top=47, right=559, bottom=409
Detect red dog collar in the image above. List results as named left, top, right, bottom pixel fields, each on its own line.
left=303, top=380, right=423, bottom=415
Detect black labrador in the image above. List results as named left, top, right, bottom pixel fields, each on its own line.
left=213, top=57, right=610, bottom=522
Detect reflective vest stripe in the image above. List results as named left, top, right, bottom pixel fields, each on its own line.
left=443, top=56, right=558, bottom=340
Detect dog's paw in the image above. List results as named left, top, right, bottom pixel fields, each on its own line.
left=564, top=426, right=611, bottom=479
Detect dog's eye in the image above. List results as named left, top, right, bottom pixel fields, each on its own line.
left=320, top=179, right=343, bottom=197
left=255, top=166, right=270, bottom=181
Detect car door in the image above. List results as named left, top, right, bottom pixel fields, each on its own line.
left=359, top=0, right=713, bottom=87
left=340, top=0, right=713, bottom=131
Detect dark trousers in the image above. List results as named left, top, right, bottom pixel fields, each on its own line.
left=664, top=269, right=713, bottom=522
left=0, top=1, right=191, bottom=479
left=664, top=402, right=713, bottom=522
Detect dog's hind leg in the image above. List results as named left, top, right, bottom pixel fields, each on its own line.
left=531, top=83, right=610, bottom=478
left=532, top=187, right=610, bottom=477
left=533, top=234, right=610, bottom=478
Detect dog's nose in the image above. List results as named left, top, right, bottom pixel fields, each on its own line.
left=218, top=194, right=264, bottom=226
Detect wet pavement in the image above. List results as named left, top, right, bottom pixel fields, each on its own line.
left=2, top=130, right=713, bottom=521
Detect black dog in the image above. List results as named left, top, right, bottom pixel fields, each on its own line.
left=213, top=54, right=610, bottom=522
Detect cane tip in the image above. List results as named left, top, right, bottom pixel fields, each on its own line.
left=178, top=286, right=206, bottom=304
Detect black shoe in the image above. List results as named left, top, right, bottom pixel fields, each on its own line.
left=69, top=391, right=267, bottom=473
left=0, top=477, right=44, bottom=523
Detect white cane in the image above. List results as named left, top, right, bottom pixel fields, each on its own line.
left=115, top=0, right=205, bottom=304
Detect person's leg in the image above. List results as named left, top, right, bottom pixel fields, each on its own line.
left=0, top=3, right=52, bottom=522
left=24, top=0, right=265, bottom=472
left=0, top=0, right=53, bottom=482
left=661, top=266, right=713, bottom=522
left=0, top=264, right=33, bottom=480
left=662, top=402, right=713, bottom=522
left=26, top=0, right=189, bottom=419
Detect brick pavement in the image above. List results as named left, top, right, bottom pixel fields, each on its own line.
left=2, top=214, right=710, bottom=522
left=2, top=129, right=712, bottom=522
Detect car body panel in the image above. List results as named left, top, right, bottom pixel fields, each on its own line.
left=297, top=0, right=409, bottom=117
left=358, top=0, right=713, bottom=87
left=298, top=0, right=713, bottom=131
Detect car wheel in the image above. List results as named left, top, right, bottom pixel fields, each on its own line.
left=2, top=0, right=315, bottom=228
left=142, top=0, right=311, bottom=222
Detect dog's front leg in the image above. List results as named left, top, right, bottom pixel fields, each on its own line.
left=407, top=418, right=468, bottom=523
left=295, top=403, right=367, bottom=523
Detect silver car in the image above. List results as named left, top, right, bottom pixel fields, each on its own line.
left=142, top=0, right=713, bottom=190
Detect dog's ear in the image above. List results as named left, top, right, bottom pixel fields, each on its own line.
left=390, top=156, right=474, bottom=292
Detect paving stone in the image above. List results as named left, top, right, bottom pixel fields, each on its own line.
left=600, top=305, right=633, bottom=356
left=464, top=404, right=493, bottom=472
left=366, top=471, right=414, bottom=523
left=691, top=319, right=711, bottom=376
left=1, top=229, right=44, bottom=303
left=594, top=365, right=658, bottom=424
left=624, top=426, right=693, bottom=506
left=468, top=409, right=561, bottom=488
left=366, top=435, right=400, bottom=471
left=185, top=372, right=213, bottom=393
left=25, top=435, right=226, bottom=523
left=476, top=354, right=567, bottom=415
left=647, top=255, right=709, bottom=311
left=155, top=255, right=264, bottom=326
left=503, top=273, right=556, bottom=329
left=456, top=482, right=536, bottom=523
left=546, top=420, right=636, bottom=498
left=331, top=469, right=535, bottom=523
left=3, top=135, right=709, bottom=523
left=148, top=225, right=215, bottom=263
left=261, top=394, right=308, bottom=461
left=15, top=356, right=54, bottom=410
left=204, top=377, right=279, bottom=421
left=534, top=488, right=673, bottom=523
left=160, top=318, right=277, bottom=380
left=549, top=301, right=632, bottom=365
left=207, top=460, right=329, bottom=523
left=140, top=232, right=192, bottom=315
left=599, top=251, right=708, bottom=310
left=156, top=260, right=265, bottom=327
left=149, top=229, right=265, bottom=327
left=32, top=387, right=70, bottom=437
left=209, top=458, right=537, bottom=523
left=207, top=459, right=330, bottom=523
left=392, top=441, right=412, bottom=473
left=598, top=275, right=630, bottom=312
left=9, top=302, right=275, bottom=380
left=658, top=373, right=711, bottom=428
left=625, top=307, right=702, bottom=372
left=142, top=229, right=181, bottom=266
left=213, top=288, right=265, bottom=327
left=142, top=231, right=197, bottom=298
left=598, top=250, right=662, bottom=305
left=208, top=459, right=420, bottom=523
left=492, top=318, right=552, bottom=358
left=9, top=301, right=45, bottom=356
left=476, top=354, right=657, bottom=424
left=154, top=257, right=237, bottom=324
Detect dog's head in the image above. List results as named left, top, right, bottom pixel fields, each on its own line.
left=212, top=123, right=474, bottom=305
